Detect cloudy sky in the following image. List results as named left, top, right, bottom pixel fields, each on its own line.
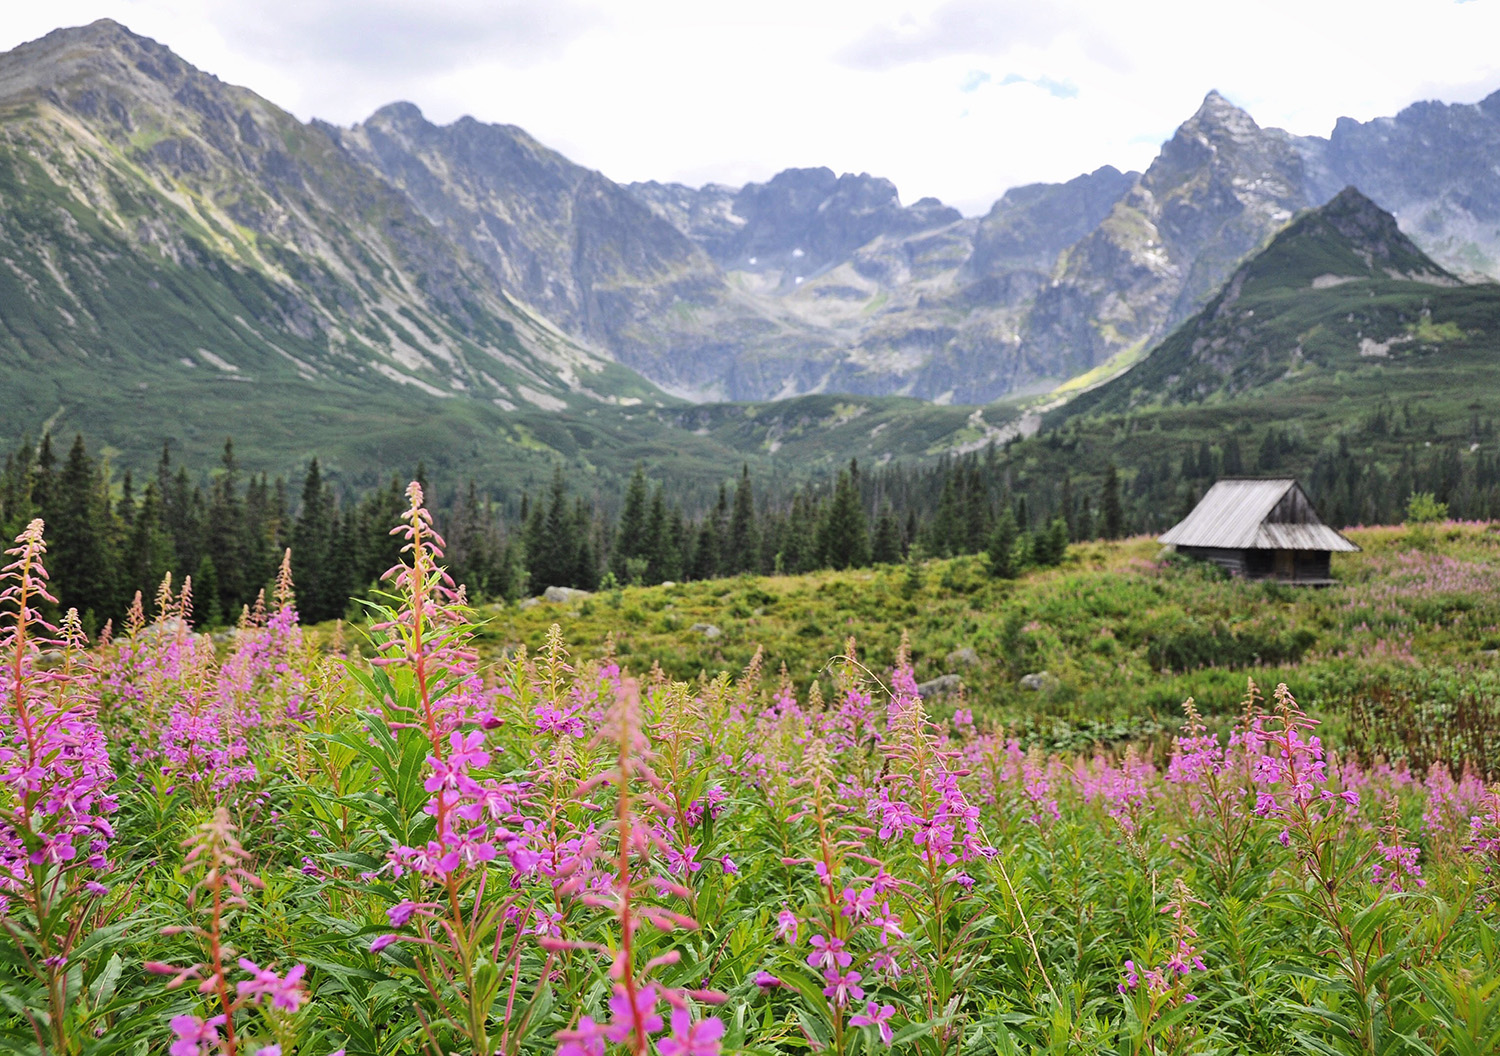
left=6, top=1, right=1500, bottom=215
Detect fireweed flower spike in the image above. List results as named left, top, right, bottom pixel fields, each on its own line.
left=0, top=521, right=119, bottom=1054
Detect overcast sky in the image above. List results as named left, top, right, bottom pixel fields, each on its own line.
left=6, top=1, right=1500, bottom=215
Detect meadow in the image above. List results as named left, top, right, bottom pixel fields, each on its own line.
left=2, top=488, right=1499, bottom=1056
left=481, top=521, right=1500, bottom=771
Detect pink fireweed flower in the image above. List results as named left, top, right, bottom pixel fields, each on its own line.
left=604, top=983, right=664, bottom=1044
left=775, top=908, right=798, bottom=944
left=850, top=1001, right=896, bottom=1044
left=807, top=934, right=852, bottom=970
left=753, top=971, right=782, bottom=989
left=555, top=1016, right=606, bottom=1056
left=821, top=967, right=865, bottom=1008
left=168, top=1014, right=223, bottom=1056
left=658, top=1008, right=725, bottom=1056
left=236, top=959, right=307, bottom=1011
left=1118, top=960, right=1139, bottom=994
left=871, top=903, right=906, bottom=945
left=840, top=885, right=876, bottom=920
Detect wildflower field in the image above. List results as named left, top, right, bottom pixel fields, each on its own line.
left=4, top=488, right=1500, bottom=1056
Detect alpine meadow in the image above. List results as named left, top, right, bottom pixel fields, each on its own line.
left=4, top=10, right=1500, bottom=1056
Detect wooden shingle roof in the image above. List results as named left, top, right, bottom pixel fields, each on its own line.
left=1159, top=478, right=1359, bottom=552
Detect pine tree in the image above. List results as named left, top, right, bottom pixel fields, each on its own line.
left=871, top=504, right=903, bottom=564
left=987, top=508, right=1019, bottom=578
left=820, top=463, right=870, bottom=571
left=727, top=465, right=758, bottom=574
left=1102, top=462, right=1124, bottom=540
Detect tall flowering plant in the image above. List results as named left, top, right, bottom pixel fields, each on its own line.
left=148, top=807, right=334, bottom=1056
left=0, top=520, right=119, bottom=1053
left=341, top=483, right=552, bottom=1056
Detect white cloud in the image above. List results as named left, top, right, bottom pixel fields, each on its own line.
left=3, top=1, right=1499, bottom=216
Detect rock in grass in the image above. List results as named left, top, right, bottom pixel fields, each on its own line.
left=690, top=623, right=722, bottom=640
left=1019, top=671, right=1060, bottom=692
left=916, top=674, right=963, bottom=699
left=543, top=586, right=592, bottom=603
left=946, top=647, right=980, bottom=667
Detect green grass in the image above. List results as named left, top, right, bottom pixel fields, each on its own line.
left=470, top=522, right=1500, bottom=762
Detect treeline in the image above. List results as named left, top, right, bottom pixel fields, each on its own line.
left=5, top=413, right=1496, bottom=626
left=0, top=435, right=523, bottom=630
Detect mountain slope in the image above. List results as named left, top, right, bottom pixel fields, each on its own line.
left=0, top=19, right=666, bottom=425
left=1304, top=92, right=1500, bottom=278
left=1056, top=188, right=1481, bottom=418
left=331, top=104, right=844, bottom=400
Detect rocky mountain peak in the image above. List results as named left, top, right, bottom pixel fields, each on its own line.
left=1263, top=186, right=1455, bottom=283
left=365, top=100, right=428, bottom=129
left=0, top=18, right=194, bottom=107
left=1171, top=89, right=1265, bottom=151
left=1318, top=185, right=1409, bottom=247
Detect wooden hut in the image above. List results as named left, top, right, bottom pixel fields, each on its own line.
left=1159, top=478, right=1358, bottom=584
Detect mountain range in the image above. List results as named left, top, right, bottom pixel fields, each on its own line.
left=2, top=19, right=1499, bottom=488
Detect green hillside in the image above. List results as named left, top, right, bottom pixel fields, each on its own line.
left=466, top=522, right=1500, bottom=770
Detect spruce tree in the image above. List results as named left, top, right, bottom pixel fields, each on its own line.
left=727, top=465, right=758, bottom=574
left=611, top=464, right=649, bottom=582
left=928, top=475, right=962, bottom=557
left=987, top=508, right=1019, bottom=578
left=1102, top=463, right=1124, bottom=540
left=1059, top=473, right=1076, bottom=539
left=820, top=463, right=870, bottom=571
left=642, top=487, right=668, bottom=585
left=31, top=434, right=55, bottom=517
left=871, top=504, right=903, bottom=564
left=572, top=498, right=600, bottom=590
left=126, top=483, right=176, bottom=614
left=194, top=554, right=224, bottom=626
left=292, top=459, right=333, bottom=622
left=49, top=435, right=116, bottom=626
left=963, top=464, right=990, bottom=553
left=205, top=439, right=246, bottom=618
